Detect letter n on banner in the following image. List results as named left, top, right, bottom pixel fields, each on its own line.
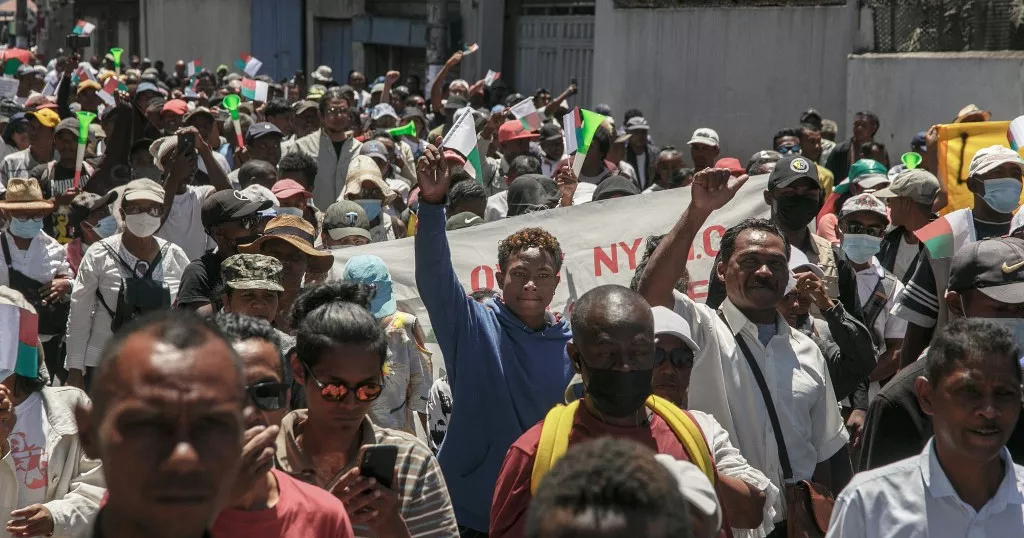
left=593, top=245, right=617, bottom=277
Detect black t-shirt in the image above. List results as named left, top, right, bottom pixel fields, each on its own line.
left=332, top=140, right=345, bottom=157
left=176, top=251, right=223, bottom=307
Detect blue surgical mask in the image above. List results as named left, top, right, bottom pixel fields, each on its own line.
left=92, top=215, right=117, bottom=238
left=277, top=207, right=304, bottom=217
left=981, top=177, right=1023, bottom=214
left=841, top=233, right=882, bottom=264
left=356, top=199, right=383, bottom=221
left=9, top=217, right=42, bottom=239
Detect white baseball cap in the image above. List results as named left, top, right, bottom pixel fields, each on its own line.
left=968, top=145, right=1024, bottom=178
left=786, top=248, right=825, bottom=295
left=655, top=455, right=722, bottom=532
left=840, top=193, right=889, bottom=220
left=688, top=128, right=720, bottom=148
left=652, top=306, right=699, bottom=354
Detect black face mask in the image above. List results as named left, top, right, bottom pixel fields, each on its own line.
left=582, top=365, right=653, bottom=418
left=773, top=195, right=820, bottom=231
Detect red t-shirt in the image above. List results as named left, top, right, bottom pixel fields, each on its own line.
left=489, top=407, right=694, bottom=538
left=212, top=469, right=354, bottom=538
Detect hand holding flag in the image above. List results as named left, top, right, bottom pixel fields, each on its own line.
left=563, top=107, right=608, bottom=176
left=510, top=97, right=542, bottom=131
left=440, top=108, right=483, bottom=182
left=235, top=54, right=263, bottom=77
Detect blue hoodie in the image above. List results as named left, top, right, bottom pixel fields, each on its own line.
left=414, top=202, right=573, bottom=532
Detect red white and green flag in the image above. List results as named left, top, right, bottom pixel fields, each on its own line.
left=462, top=43, right=479, bottom=56
left=72, top=20, right=96, bottom=36
left=187, top=59, right=201, bottom=77
left=484, top=70, right=501, bottom=87
left=235, top=53, right=263, bottom=77
left=510, top=97, right=542, bottom=131
left=563, top=106, right=608, bottom=175
left=72, top=65, right=97, bottom=86
left=240, top=78, right=269, bottom=102
left=441, top=108, right=483, bottom=182
left=1009, top=115, right=1024, bottom=151
left=915, top=215, right=956, bottom=259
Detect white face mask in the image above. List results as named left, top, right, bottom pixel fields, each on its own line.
left=123, top=213, right=162, bottom=238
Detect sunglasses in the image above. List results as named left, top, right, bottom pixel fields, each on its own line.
left=246, top=381, right=290, bottom=411
left=777, top=144, right=801, bottom=155
left=654, top=347, right=695, bottom=369
left=844, top=222, right=886, bottom=238
left=302, top=362, right=383, bottom=402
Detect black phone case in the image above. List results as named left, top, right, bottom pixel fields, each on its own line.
left=359, top=445, right=398, bottom=490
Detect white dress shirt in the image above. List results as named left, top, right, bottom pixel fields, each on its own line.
left=674, top=294, right=849, bottom=522
left=827, top=440, right=1024, bottom=537
left=0, top=230, right=69, bottom=286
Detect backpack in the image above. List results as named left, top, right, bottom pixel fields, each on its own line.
left=95, top=240, right=171, bottom=332
left=530, top=394, right=715, bottom=495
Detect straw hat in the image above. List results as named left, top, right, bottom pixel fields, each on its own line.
left=0, top=178, right=54, bottom=213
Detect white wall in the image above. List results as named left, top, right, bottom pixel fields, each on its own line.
left=847, top=52, right=1024, bottom=156
left=141, top=0, right=251, bottom=67
left=593, top=0, right=859, bottom=164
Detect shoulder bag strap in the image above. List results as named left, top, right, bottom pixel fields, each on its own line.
left=0, top=234, right=12, bottom=271
left=718, top=310, right=793, bottom=480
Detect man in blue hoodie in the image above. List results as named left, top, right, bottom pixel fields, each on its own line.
left=415, top=142, right=574, bottom=536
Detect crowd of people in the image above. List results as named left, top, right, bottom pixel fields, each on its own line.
left=0, top=45, right=1020, bottom=538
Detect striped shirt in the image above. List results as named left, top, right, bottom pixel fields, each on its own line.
left=274, top=410, right=459, bottom=538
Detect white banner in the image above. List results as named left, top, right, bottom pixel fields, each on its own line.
left=331, top=175, right=771, bottom=343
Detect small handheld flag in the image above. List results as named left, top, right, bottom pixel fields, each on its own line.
left=73, top=111, right=96, bottom=188
left=0, top=289, right=40, bottom=381
left=187, top=59, right=201, bottom=77
left=240, top=78, right=268, bottom=102
left=222, top=94, right=244, bottom=148
left=235, top=54, right=263, bottom=77
left=441, top=108, right=483, bottom=182
left=1008, top=115, right=1024, bottom=151
left=484, top=70, right=501, bottom=87
left=563, top=107, right=607, bottom=176
left=110, top=47, right=124, bottom=75
left=387, top=122, right=418, bottom=138
left=462, top=43, right=479, bottom=56
left=72, top=20, right=96, bottom=36
left=510, top=97, right=542, bottom=131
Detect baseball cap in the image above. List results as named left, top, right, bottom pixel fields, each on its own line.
left=201, top=189, right=272, bottom=229
left=135, top=82, right=159, bottom=95
left=323, top=200, right=371, bottom=241
left=183, top=106, right=214, bottom=125
left=443, top=149, right=467, bottom=168
left=747, top=150, right=782, bottom=174
left=161, top=99, right=188, bottom=116
left=688, top=128, right=719, bottom=148
left=655, top=455, right=721, bottom=532
left=306, top=85, right=326, bottom=100
left=271, top=179, right=312, bottom=200
left=293, top=100, right=318, bottom=115
left=342, top=255, right=397, bottom=319
left=54, top=117, right=79, bottom=138
left=785, top=248, right=825, bottom=295
left=848, top=159, right=888, bottom=182
left=360, top=140, right=389, bottom=163
left=446, top=211, right=484, bottom=231
left=221, top=254, right=285, bottom=292
left=245, top=122, right=283, bottom=144
left=968, top=145, right=1024, bottom=178
left=498, top=120, right=540, bottom=144
left=839, top=193, right=888, bottom=220
left=853, top=173, right=890, bottom=191
left=444, top=95, right=469, bottom=111
left=651, top=306, right=698, bottom=354
left=873, top=168, right=940, bottom=206
left=911, top=131, right=928, bottom=152
left=624, top=116, right=650, bottom=132
left=948, top=236, right=1024, bottom=304
left=370, top=83, right=385, bottom=95
left=800, top=108, right=823, bottom=131
left=122, top=178, right=165, bottom=204
left=715, top=157, right=745, bottom=176
left=371, top=103, right=399, bottom=122
left=26, top=108, right=59, bottom=128
left=401, top=107, right=426, bottom=122
left=768, top=155, right=819, bottom=190
left=240, top=184, right=279, bottom=218
left=539, top=123, right=562, bottom=141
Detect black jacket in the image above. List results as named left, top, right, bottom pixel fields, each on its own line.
left=625, top=143, right=659, bottom=190
left=806, top=303, right=877, bottom=402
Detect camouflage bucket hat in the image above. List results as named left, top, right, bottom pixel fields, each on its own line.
left=221, top=254, right=285, bottom=292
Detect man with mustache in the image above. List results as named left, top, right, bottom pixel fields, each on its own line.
left=639, top=167, right=853, bottom=537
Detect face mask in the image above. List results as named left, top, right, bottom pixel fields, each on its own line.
left=974, top=318, right=1024, bottom=351
left=356, top=199, right=383, bottom=221
left=123, top=213, right=162, bottom=238
left=582, top=366, right=653, bottom=418
left=773, top=195, right=820, bottom=231
left=92, top=215, right=118, bottom=239
left=841, top=233, right=882, bottom=264
left=277, top=206, right=304, bottom=217
left=8, top=217, right=42, bottom=239
left=981, top=177, right=1023, bottom=214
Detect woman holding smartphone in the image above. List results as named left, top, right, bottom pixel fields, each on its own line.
left=274, top=281, right=459, bottom=538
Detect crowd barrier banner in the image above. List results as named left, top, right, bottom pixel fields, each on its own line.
left=330, top=174, right=771, bottom=349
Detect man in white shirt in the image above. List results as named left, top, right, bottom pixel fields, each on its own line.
left=827, top=318, right=1024, bottom=538
left=637, top=167, right=852, bottom=535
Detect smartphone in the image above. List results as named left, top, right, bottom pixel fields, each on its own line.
left=177, top=132, right=196, bottom=156
left=65, top=34, right=91, bottom=50
left=358, top=445, right=398, bottom=490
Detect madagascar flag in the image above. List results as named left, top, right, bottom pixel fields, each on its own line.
left=915, top=216, right=955, bottom=260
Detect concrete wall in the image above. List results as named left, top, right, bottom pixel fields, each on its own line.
left=593, top=0, right=860, bottom=164
left=140, top=0, right=250, bottom=66
left=847, top=52, right=1024, bottom=156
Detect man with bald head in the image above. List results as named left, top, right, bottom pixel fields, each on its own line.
left=491, top=285, right=734, bottom=538
left=75, top=310, right=246, bottom=538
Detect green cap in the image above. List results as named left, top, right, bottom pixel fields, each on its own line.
left=848, top=159, right=887, bottom=182
left=221, top=254, right=284, bottom=292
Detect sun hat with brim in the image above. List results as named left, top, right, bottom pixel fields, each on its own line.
left=0, top=178, right=54, bottom=213
left=341, top=155, right=396, bottom=204
left=651, top=305, right=698, bottom=354
left=342, top=254, right=397, bottom=319
left=948, top=236, right=1024, bottom=304
left=238, top=215, right=334, bottom=273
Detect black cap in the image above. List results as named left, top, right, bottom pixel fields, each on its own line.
left=768, top=155, right=819, bottom=191
left=402, top=107, right=425, bottom=122
left=201, top=190, right=272, bottom=229
left=800, top=108, right=823, bottom=131
left=245, top=122, right=283, bottom=145
left=948, top=236, right=1024, bottom=303
left=445, top=95, right=469, bottom=111
left=539, top=123, right=562, bottom=141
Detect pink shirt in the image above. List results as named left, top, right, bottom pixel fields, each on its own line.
left=212, top=469, right=354, bottom=538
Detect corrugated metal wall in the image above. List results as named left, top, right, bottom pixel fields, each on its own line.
left=315, top=18, right=353, bottom=83
left=251, top=0, right=304, bottom=81
left=141, top=0, right=251, bottom=71
left=513, top=15, right=594, bottom=105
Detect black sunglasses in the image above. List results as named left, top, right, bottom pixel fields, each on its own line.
left=246, top=381, right=290, bottom=411
left=654, top=347, right=695, bottom=369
